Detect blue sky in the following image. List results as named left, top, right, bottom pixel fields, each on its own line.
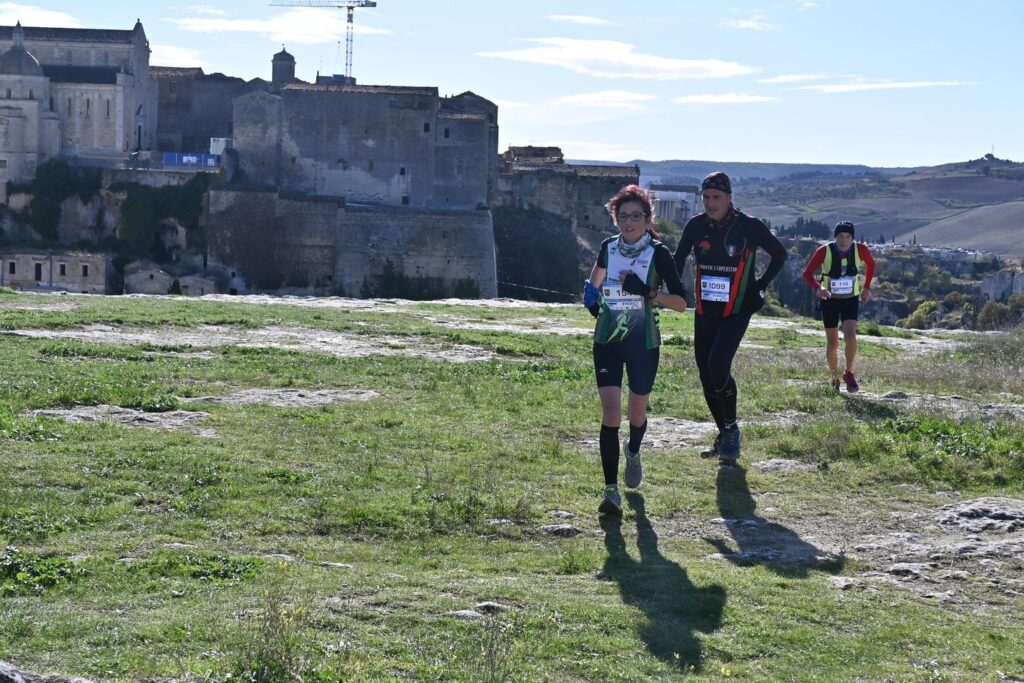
left=8, top=1, right=1022, bottom=166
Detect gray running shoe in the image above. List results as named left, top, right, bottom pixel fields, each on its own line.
left=623, top=441, right=643, bottom=488
left=718, top=427, right=742, bottom=465
left=598, top=486, right=622, bottom=515
left=700, top=433, right=723, bottom=459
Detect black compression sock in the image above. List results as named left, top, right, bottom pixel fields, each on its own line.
left=628, top=421, right=647, bottom=455
left=599, top=424, right=620, bottom=485
left=721, top=377, right=738, bottom=426
left=703, top=390, right=726, bottom=431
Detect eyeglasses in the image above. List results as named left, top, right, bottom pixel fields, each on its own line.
left=617, top=212, right=647, bottom=222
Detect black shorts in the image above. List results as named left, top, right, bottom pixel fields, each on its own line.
left=821, top=297, right=859, bottom=328
left=593, top=341, right=660, bottom=395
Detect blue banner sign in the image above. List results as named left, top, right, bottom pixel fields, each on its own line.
left=163, top=153, right=221, bottom=169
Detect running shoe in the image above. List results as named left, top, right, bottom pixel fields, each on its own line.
left=831, top=377, right=841, bottom=393
left=598, top=485, right=622, bottom=515
left=700, top=433, right=723, bottom=459
left=843, top=370, right=859, bottom=393
left=623, top=442, right=643, bottom=488
left=718, top=427, right=742, bottom=466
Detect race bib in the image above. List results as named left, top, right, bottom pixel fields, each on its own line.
left=830, top=277, right=855, bottom=295
left=700, top=275, right=731, bottom=303
left=602, top=285, right=643, bottom=311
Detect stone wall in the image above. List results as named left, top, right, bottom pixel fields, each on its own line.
left=206, top=188, right=496, bottom=297
left=981, top=269, right=1024, bottom=302
left=336, top=204, right=496, bottom=297
left=154, top=69, right=266, bottom=153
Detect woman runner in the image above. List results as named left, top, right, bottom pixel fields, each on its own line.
left=583, top=185, right=688, bottom=514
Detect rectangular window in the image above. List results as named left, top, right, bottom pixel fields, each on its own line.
left=401, top=195, right=409, bottom=205
left=106, top=100, right=110, bottom=118
left=86, top=99, right=90, bottom=114
left=34, top=263, right=42, bottom=281
left=59, top=263, right=66, bottom=276
left=399, top=166, right=406, bottom=176
left=5, top=89, right=10, bottom=99
left=81, top=264, right=89, bottom=277
left=68, top=98, right=72, bottom=113
left=28, top=89, right=33, bottom=100
left=423, top=122, right=430, bottom=133
left=444, top=128, right=450, bottom=139
left=8, top=262, right=15, bottom=275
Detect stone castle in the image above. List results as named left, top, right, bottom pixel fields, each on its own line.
left=0, top=19, right=634, bottom=299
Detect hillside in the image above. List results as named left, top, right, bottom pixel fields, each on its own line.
left=568, top=159, right=918, bottom=184
left=1, top=290, right=1022, bottom=681
left=608, top=155, right=1024, bottom=259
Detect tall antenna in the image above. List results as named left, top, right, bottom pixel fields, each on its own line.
left=268, top=1, right=378, bottom=80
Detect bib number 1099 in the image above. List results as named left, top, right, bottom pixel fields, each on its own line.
left=700, top=275, right=731, bottom=302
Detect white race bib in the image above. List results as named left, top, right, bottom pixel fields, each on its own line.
left=700, top=275, right=731, bottom=303
left=830, top=277, right=854, bottom=295
left=602, top=285, right=643, bottom=311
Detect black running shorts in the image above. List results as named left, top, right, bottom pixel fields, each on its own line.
left=593, top=340, right=660, bottom=395
left=821, top=297, right=859, bottom=328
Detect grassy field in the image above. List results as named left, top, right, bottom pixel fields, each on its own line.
left=1, top=290, right=1022, bottom=682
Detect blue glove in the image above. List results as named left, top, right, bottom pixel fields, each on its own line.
left=583, top=280, right=602, bottom=318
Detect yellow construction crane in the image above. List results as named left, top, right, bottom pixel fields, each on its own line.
left=268, top=1, right=378, bottom=80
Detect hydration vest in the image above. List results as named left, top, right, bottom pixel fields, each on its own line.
left=820, top=242, right=862, bottom=298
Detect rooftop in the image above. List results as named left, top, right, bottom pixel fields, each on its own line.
left=42, top=64, right=120, bottom=84
left=0, top=25, right=137, bottom=44
left=282, top=83, right=438, bottom=97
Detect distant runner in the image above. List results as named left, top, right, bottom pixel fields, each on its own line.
left=673, top=172, right=788, bottom=467
left=801, top=221, right=876, bottom=393
left=584, top=185, right=687, bottom=515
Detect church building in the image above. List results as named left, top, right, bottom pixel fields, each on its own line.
left=0, top=20, right=157, bottom=193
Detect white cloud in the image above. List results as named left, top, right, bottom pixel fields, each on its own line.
left=718, top=16, right=777, bottom=31
left=495, top=91, right=656, bottom=128
left=150, top=43, right=207, bottom=68
left=674, top=93, right=777, bottom=104
left=166, top=8, right=391, bottom=45
left=793, top=80, right=975, bottom=93
left=800, top=2, right=818, bottom=9
left=551, top=90, right=657, bottom=110
left=185, top=4, right=228, bottom=16
left=0, top=2, right=79, bottom=26
left=478, top=38, right=756, bottom=80
left=492, top=99, right=533, bottom=110
left=759, top=73, right=827, bottom=84
left=546, top=15, right=614, bottom=27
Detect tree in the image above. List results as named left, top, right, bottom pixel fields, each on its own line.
left=977, top=301, right=1012, bottom=330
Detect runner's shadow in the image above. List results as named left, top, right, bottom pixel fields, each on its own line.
left=708, top=466, right=844, bottom=578
left=599, top=492, right=725, bottom=673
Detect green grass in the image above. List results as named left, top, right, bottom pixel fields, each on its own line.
left=0, top=293, right=1022, bottom=681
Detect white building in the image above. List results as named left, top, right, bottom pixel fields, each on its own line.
left=0, top=20, right=157, bottom=194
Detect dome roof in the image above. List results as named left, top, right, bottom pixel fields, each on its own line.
left=0, top=22, right=44, bottom=77
left=273, top=47, right=294, bottom=62
left=0, top=44, right=43, bottom=77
